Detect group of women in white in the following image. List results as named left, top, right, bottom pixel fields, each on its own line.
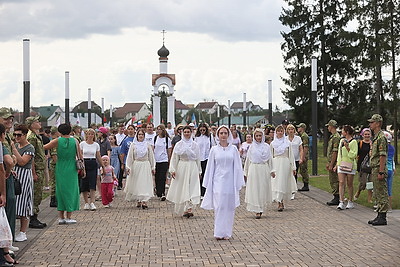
left=122, top=123, right=297, bottom=240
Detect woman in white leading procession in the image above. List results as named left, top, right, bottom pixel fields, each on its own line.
left=167, top=126, right=201, bottom=217
left=201, top=125, right=245, bottom=240
left=124, top=129, right=155, bottom=209
left=244, top=128, right=272, bottom=219
left=270, top=125, right=297, bottom=211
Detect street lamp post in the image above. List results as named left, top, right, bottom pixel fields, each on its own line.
left=311, top=57, right=318, bottom=175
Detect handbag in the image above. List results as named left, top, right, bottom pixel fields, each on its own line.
left=0, top=207, right=12, bottom=248
left=339, top=139, right=353, bottom=172
left=75, top=139, right=85, bottom=170
left=339, top=161, right=353, bottom=172
left=14, top=176, right=22, bottom=195
left=360, top=154, right=372, bottom=174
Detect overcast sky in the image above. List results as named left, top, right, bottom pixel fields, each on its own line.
left=0, top=0, right=289, bottom=112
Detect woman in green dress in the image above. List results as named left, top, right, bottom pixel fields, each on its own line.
left=44, top=124, right=82, bottom=224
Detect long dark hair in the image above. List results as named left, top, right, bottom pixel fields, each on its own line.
left=195, top=123, right=210, bottom=137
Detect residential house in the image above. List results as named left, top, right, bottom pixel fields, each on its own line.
left=114, top=103, right=151, bottom=122
left=195, top=101, right=218, bottom=114
left=175, top=100, right=190, bottom=117
left=230, top=101, right=262, bottom=114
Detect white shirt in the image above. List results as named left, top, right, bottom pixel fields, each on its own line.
left=115, top=133, right=126, bottom=146
left=154, top=136, right=172, bottom=162
left=145, top=132, right=156, bottom=146
left=286, top=135, right=302, bottom=161
left=80, top=141, right=100, bottom=159
left=194, top=135, right=211, bottom=161
left=166, top=128, right=175, bottom=139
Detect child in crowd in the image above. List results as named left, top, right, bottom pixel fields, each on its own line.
left=100, top=155, right=116, bottom=208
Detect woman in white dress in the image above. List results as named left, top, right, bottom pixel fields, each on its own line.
left=167, top=126, right=201, bottom=217
left=201, top=125, right=245, bottom=240
left=124, top=129, right=155, bottom=209
left=270, top=125, right=297, bottom=211
left=244, top=129, right=272, bottom=219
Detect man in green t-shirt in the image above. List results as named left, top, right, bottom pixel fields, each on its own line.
left=326, top=120, right=340, bottom=206
left=367, top=114, right=389, bottom=226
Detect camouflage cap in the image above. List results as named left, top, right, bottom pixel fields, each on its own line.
left=325, top=120, right=337, bottom=127
left=0, top=107, right=14, bottom=119
left=296, top=123, right=306, bottom=129
left=25, top=115, right=41, bottom=126
left=50, top=126, right=58, bottom=134
left=367, top=114, right=383, bottom=123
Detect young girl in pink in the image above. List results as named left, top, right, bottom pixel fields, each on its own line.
left=100, top=155, right=116, bottom=208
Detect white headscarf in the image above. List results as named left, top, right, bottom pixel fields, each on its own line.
left=271, top=125, right=289, bottom=156
left=174, top=135, right=198, bottom=161
left=249, top=129, right=271, bottom=163
left=215, top=125, right=233, bottom=146
left=133, top=132, right=148, bottom=158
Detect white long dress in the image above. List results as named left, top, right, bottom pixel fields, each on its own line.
left=124, top=142, right=155, bottom=202
left=244, top=142, right=272, bottom=213
left=166, top=139, right=202, bottom=215
left=270, top=145, right=297, bottom=202
left=201, top=144, right=245, bottom=239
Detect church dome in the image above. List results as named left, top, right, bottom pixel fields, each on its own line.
left=157, top=45, right=170, bottom=57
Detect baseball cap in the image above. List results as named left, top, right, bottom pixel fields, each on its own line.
left=282, top=119, right=289, bottom=125
left=98, top=127, right=108, bottom=134
left=0, top=108, right=14, bottom=119
left=383, top=131, right=392, bottom=142
left=367, top=114, right=383, bottom=123
left=325, top=120, right=337, bottom=127
left=189, top=123, right=195, bottom=127
left=25, top=115, right=41, bottom=126
left=296, top=123, right=306, bottom=129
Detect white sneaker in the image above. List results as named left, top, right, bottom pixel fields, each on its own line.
left=83, top=203, right=90, bottom=210
left=90, top=202, right=96, bottom=211
left=346, top=201, right=354, bottom=209
left=58, top=219, right=66, bottom=225
left=337, top=202, right=345, bottom=210
left=15, top=232, right=27, bottom=242
left=103, top=204, right=110, bottom=208
left=65, top=219, right=77, bottom=224
left=9, top=245, right=19, bottom=252
left=291, top=193, right=295, bottom=200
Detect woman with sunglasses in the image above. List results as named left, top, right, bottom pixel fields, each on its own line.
left=10, top=125, right=35, bottom=242
left=194, top=123, right=211, bottom=197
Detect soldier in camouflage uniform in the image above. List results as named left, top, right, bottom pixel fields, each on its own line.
left=297, top=123, right=310, bottom=191
left=26, top=116, right=47, bottom=229
left=0, top=108, right=17, bottom=243
left=49, top=126, right=59, bottom=207
left=325, top=120, right=341, bottom=206
left=367, top=114, right=389, bottom=226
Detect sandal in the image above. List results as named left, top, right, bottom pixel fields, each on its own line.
left=256, top=212, right=262, bottom=219
left=142, top=203, right=148, bottom=209
left=183, top=213, right=190, bottom=218
left=4, top=251, right=19, bottom=265
left=136, top=202, right=141, bottom=208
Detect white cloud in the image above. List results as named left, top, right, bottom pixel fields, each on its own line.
left=0, top=1, right=290, bottom=114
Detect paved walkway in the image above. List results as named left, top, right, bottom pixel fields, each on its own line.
left=13, top=182, right=400, bottom=267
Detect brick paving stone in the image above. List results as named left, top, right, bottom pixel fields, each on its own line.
left=12, top=182, right=400, bottom=266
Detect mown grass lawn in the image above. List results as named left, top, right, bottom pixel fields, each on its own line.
left=307, top=141, right=399, bottom=209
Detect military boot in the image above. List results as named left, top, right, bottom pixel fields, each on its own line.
left=326, top=194, right=339, bottom=206
left=298, top=183, right=309, bottom=191
left=50, top=196, right=57, bottom=207
left=29, top=214, right=47, bottom=229
left=368, top=213, right=379, bottom=224
left=372, top=212, right=387, bottom=226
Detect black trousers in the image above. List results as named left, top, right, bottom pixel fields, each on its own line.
left=294, top=161, right=299, bottom=182
left=200, top=160, right=208, bottom=196
left=155, top=162, right=169, bottom=197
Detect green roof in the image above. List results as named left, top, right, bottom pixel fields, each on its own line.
left=36, top=105, right=61, bottom=119
left=217, top=115, right=266, bottom=125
